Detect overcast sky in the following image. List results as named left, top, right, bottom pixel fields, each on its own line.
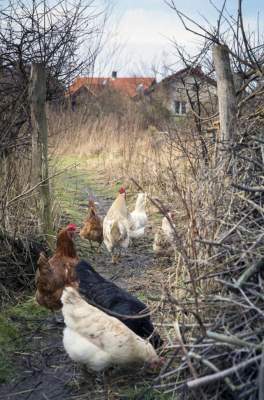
left=96, top=0, right=263, bottom=77
left=0, top=0, right=262, bottom=77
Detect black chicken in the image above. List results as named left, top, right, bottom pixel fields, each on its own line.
left=75, top=260, right=163, bottom=349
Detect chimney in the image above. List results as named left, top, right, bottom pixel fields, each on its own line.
left=112, top=71, right=117, bottom=79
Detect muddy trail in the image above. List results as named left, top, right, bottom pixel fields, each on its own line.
left=0, top=164, right=169, bottom=400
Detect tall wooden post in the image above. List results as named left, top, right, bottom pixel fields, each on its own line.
left=29, top=63, right=53, bottom=240
left=212, top=44, right=238, bottom=168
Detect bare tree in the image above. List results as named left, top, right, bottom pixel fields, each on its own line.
left=165, top=0, right=264, bottom=107
left=164, top=0, right=264, bottom=164
left=0, top=0, right=109, bottom=233
left=0, top=0, right=109, bottom=156
left=142, top=2, right=264, bottom=398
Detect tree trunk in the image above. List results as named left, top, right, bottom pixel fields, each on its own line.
left=212, top=44, right=238, bottom=168
left=29, top=63, right=53, bottom=240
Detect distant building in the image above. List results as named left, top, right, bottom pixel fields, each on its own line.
left=146, top=66, right=217, bottom=117
left=68, top=71, right=155, bottom=108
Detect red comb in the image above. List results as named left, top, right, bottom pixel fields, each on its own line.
left=119, top=187, right=126, bottom=194
left=66, top=223, right=77, bottom=231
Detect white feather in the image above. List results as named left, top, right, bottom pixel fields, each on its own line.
left=153, top=213, right=176, bottom=256
left=103, top=193, right=130, bottom=256
left=103, top=218, right=130, bottom=251
left=161, top=213, right=175, bottom=242
left=63, top=328, right=111, bottom=371
left=129, top=193, right=148, bottom=238
left=61, top=287, right=159, bottom=371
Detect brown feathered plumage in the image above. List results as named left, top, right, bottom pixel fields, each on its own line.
left=80, top=200, right=103, bottom=245
left=35, top=225, right=79, bottom=311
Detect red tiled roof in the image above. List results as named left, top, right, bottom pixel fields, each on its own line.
left=68, top=76, right=155, bottom=98
left=162, top=66, right=216, bottom=87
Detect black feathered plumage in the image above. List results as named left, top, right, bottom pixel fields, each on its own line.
left=75, top=260, right=163, bottom=349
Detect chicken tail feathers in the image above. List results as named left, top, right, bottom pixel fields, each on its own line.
left=136, top=320, right=164, bottom=349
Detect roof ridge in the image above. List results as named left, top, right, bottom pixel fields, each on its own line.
left=68, top=76, right=155, bottom=97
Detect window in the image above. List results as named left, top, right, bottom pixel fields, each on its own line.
left=174, top=100, right=187, bottom=115
left=181, top=101, right=186, bottom=114
left=174, top=101, right=180, bottom=114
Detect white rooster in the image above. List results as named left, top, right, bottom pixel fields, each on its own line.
left=129, top=193, right=148, bottom=239
left=103, top=187, right=130, bottom=263
left=61, top=287, right=162, bottom=372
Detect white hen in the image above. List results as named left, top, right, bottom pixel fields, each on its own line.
left=61, top=287, right=161, bottom=372
left=129, top=193, right=148, bottom=239
left=153, top=212, right=176, bottom=256
left=103, top=187, right=130, bottom=263
left=161, top=212, right=176, bottom=242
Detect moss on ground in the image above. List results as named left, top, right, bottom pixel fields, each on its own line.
left=0, top=315, right=19, bottom=383
left=10, top=296, right=49, bottom=321
left=0, top=297, right=49, bottom=383
left=136, top=292, right=148, bottom=302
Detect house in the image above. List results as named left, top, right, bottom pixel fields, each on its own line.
left=146, top=66, right=217, bottom=117
left=68, top=71, right=156, bottom=108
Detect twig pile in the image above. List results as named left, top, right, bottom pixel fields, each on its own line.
left=0, top=231, right=47, bottom=305
left=145, top=107, right=264, bottom=399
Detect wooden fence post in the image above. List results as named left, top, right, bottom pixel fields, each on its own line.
left=29, top=63, right=53, bottom=240
left=212, top=44, right=238, bottom=169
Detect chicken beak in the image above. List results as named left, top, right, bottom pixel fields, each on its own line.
left=149, top=357, right=165, bottom=370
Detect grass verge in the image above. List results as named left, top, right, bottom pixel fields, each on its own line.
left=0, top=297, right=49, bottom=383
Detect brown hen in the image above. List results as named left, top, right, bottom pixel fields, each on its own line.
left=80, top=200, right=103, bottom=248
left=35, top=224, right=79, bottom=311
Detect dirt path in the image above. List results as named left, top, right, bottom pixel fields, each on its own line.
left=0, top=164, right=168, bottom=400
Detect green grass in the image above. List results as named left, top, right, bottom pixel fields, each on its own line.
left=52, top=154, right=146, bottom=261
left=10, top=297, right=49, bottom=321
left=0, top=314, right=20, bottom=383
left=52, top=155, right=118, bottom=226
left=52, top=155, right=149, bottom=228
left=121, top=386, right=170, bottom=400
left=0, top=297, right=49, bottom=383
left=136, top=292, right=148, bottom=302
